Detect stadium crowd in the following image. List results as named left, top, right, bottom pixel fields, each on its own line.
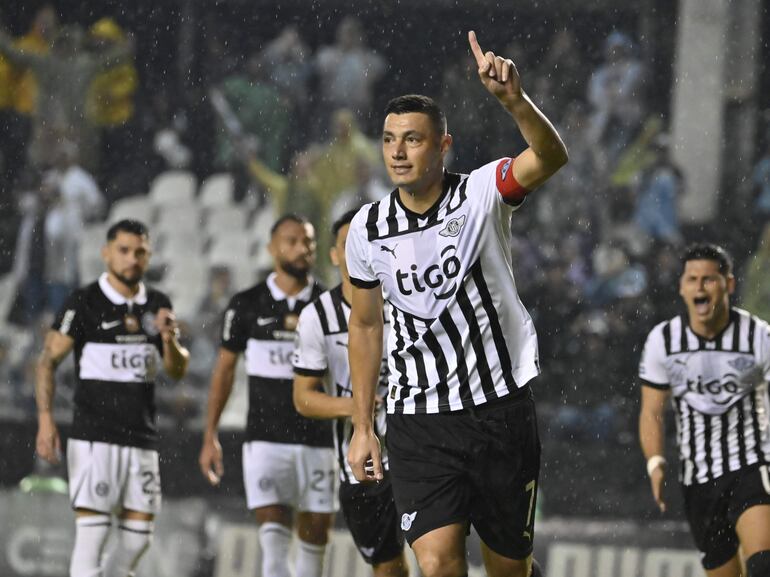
left=0, top=3, right=768, bottom=452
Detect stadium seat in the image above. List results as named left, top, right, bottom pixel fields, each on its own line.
left=109, top=195, right=154, bottom=225
left=156, top=203, right=202, bottom=233
left=206, top=205, right=249, bottom=236
left=149, top=170, right=197, bottom=206
left=198, top=173, right=235, bottom=208
left=78, top=224, right=109, bottom=281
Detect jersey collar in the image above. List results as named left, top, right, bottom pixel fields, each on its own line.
left=98, top=273, right=148, bottom=306
left=266, top=272, right=315, bottom=306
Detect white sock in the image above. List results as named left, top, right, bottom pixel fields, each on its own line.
left=102, top=519, right=154, bottom=577
left=295, top=540, right=326, bottom=577
left=258, top=522, right=292, bottom=577
left=70, top=515, right=111, bottom=577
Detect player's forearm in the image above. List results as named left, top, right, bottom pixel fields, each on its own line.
left=163, top=336, right=190, bottom=380
left=349, top=323, right=382, bottom=430
left=294, top=387, right=354, bottom=420
left=204, top=366, right=235, bottom=438
left=502, top=92, right=568, bottom=173
left=35, top=351, right=59, bottom=416
left=639, top=409, right=666, bottom=460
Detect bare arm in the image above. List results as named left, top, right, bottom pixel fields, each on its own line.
left=293, top=374, right=354, bottom=419
left=35, top=330, right=75, bottom=464
left=198, top=347, right=238, bottom=485
left=639, top=384, right=671, bottom=512
left=468, top=30, right=568, bottom=189
left=347, top=284, right=384, bottom=482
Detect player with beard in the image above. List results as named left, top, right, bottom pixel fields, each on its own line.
left=199, top=214, right=335, bottom=577
left=639, top=243, right=770, bottom=577
left=35, top=219, right=189, bottom=577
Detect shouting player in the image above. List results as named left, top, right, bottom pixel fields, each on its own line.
left=639, top=243, right=770, bottom=577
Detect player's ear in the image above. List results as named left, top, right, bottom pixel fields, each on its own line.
left=101, top=243, right=109, bottom=264
left=330, top=246, right=340, bottom=267
left=726, top=274, right=736, bottom=295
left=440, top=133, right=453, bottom=156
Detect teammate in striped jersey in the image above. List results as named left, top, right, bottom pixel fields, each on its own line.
left=198, top=214, right=335, bottom=577
left=35, top=219, right=190, bottom=577
left=639, top=243, right=770, bottom=577
left=345, top=31, right=567, bottom=577
left=293, top=209, right=408, bottom=577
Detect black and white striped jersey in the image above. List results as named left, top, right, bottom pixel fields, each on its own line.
left=293, top=285, right=390, bottom=484
left=639, top=308, right=770, bottom=485
left=51, top=274, right=170, bottom=449
left=345, top=160, right=540, bottom=415
left=220, top=273, right=332, bottom=447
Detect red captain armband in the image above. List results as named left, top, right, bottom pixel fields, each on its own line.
left=496, top=157, right=530, bottom=206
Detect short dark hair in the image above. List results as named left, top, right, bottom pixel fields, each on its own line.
left=384, top=94, right=447, bottom=136
left=682, top=243, right=733, bottom=276
left=107, top=219, right=149, bottom=241
left=270, top=213, right=309, bottom=236
left=331, top=208, right=359, bottom=240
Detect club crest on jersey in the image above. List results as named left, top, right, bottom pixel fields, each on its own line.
left=728, top=356, right=756, bottom=372
left=439, top=214, right=466, bottom=238
left=124, top=314, right=140, bottom=333
left=284, top=313, right=299, bottom=331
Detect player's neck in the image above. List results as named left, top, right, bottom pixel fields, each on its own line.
left=273, top=269, right=309, bottom=296
left=340, top=277, right=353, bottom=305
left=688, top=306, right=731, bottom=340
left=397, top=173, right=444, bottom=215
left=106, top=272, right=140, bottom=299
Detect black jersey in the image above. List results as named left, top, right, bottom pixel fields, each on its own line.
left=52, top=274, right=171, bottom=450
left=220, top=273, right=332, bottom=447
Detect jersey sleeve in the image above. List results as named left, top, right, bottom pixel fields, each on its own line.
left=51, top=290, right=84, bottom=340
left=638, top=324, right=670, bottom=389
left=220, top=294, right=249, bottom=353
left=756, top=318, right=770, bottom=381
left=346, top=209, right=380, bottom=289
left=292, top=305, right=328, bottom=377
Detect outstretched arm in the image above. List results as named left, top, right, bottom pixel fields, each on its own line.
left=35, top=331, right=75, bottom=464
left=468, top=30, right=568, bottom=190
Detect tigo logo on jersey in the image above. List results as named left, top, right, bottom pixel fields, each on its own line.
left=395, top=245, right=461, bottom=300
left=401, top=511, right=417, bottom=531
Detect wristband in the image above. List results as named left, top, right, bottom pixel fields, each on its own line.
left=646, top=455, right=667, bottom=476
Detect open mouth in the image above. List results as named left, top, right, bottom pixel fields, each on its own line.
left=693, top=296, right=711, bottom=315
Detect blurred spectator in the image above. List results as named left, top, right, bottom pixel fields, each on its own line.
left=751, top=139, right=770, bottom=220
left=50, top=140, right=105, bottom=224
left=314, top=16, right=386, bottom=134
left=0, top=22, right=133, bottom=170
left=42, top=171, right=80, bottom=313
left=330, top=156, right=390, bottom=224
left=259, top=26, right=313, bottom=118
left=587, top=31, right=646, bottom=170
left=533, top=29, right=586, bottom=120
left=586, top=243, right=648, bottom=307
left=741, top=224, right=770, bottom=321
left=151, top=91, right=192, bottom=170
left=85, top=18, right=139, bottom=187
left=631, top=134, right=683, bottom=245
left=0, top=5, right=57, bottom=191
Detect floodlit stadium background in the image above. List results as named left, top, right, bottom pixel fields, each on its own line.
left=0, top=0, right=769, bottom=575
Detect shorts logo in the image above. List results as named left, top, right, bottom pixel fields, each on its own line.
left=95, top=482, right=110, bottom=497
left=401, top=511, right=417, bottom=531
left=360, top=546, right=375, bottom=558
left=438, top=215, right=466, bottom=238
left=259, top=477, right=274, bottom=491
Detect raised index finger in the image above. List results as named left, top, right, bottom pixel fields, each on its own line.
left=468, top=30, right=486, bottom=66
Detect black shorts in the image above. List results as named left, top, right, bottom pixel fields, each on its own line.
left=386, top=387, right=540, bottom=560
left=683, top=462, right=770, bottom=569
left=339, top=474, right=404, bottom=566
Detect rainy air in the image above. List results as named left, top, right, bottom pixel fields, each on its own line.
left=1, top=1, right=769, bottom=576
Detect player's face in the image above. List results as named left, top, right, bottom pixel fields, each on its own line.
left=679, top=259, right=735, bottom=327
left=270, top=220, right=316, bottom=279
left=102, top=232, right=151, bottom=287
left=382, top=112, right=451, bottom=193
left=330, top=223, right=350, bottom=282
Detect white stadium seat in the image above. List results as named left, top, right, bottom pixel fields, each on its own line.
left=149, top=170, right=197, bottom=206
left=109, top=195, right=154, bottom=225
left=78, top=224, right=108, bottom=281
left=199, top=173, right=235, bottom=208
left=206, top=205, right=249, bottom=236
